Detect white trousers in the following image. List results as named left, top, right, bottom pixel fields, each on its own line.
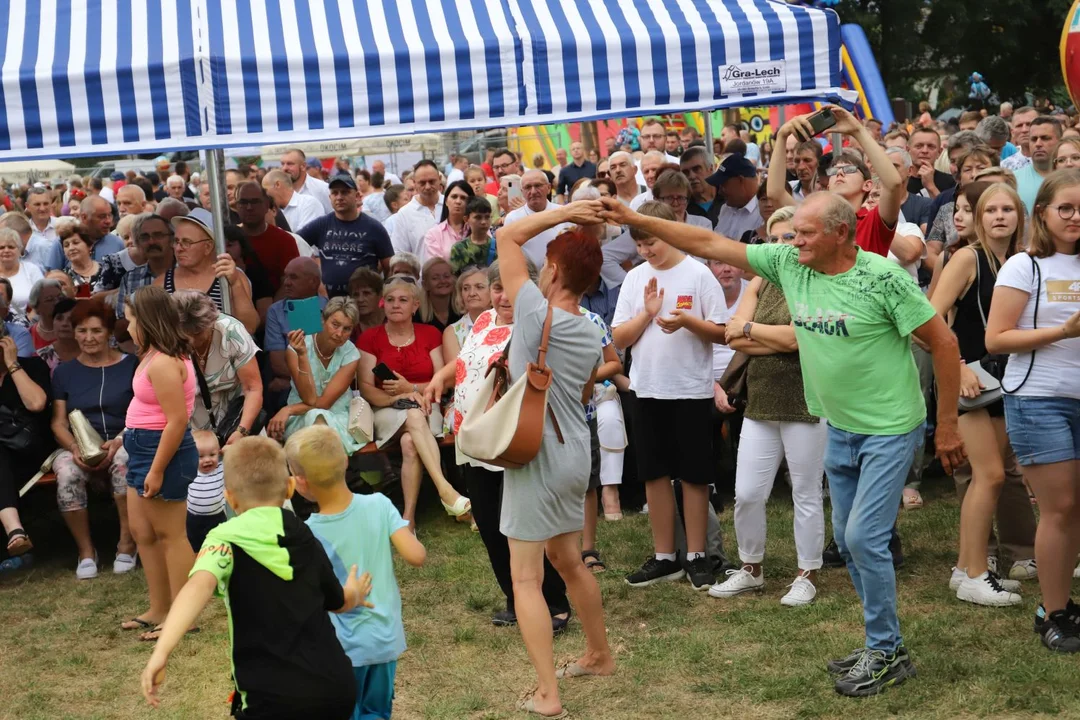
left=596, top=398, right=626, bottom=486
left=733, top=417, right=827, bottom=570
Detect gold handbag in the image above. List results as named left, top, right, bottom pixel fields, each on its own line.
left=69, top=409, right=108, bottom=467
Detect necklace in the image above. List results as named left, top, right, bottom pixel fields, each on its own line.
left=387, top=328, right=414, bottom=350
left=193, top=334, right=212, bottom=369
left=314, top=335, right=334, bottom=361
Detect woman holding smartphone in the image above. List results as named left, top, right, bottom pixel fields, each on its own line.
left=357, top=274, right=470, bottom=529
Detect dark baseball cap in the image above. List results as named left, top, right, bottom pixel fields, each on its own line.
left=110, top=171, right=125, bottom=181
left=328, top=174, right=357, bottom=190
left=706, top=153, right=758, bottom=187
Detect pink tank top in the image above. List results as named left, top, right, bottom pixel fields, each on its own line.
left=125, top=352, right=197, bottom=430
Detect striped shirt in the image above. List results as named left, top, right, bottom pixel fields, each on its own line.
left=186, top=462, right=226, bottom=516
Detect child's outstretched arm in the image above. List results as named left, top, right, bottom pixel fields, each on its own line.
left=333, top=565, right=375, bottom=614
left=391, top=527, right=427, bottom=567
left=140, top=571, right=217, bottom=708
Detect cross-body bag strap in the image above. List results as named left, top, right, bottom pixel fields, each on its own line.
left=191, top=356, right=218, bottom=433
left=973, top=247, right=988, bottom=328
left=534, top=305, right=563, bottom=443
left=1001, top=254, right=1039, bottom=394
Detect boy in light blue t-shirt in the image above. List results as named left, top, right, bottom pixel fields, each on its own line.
left=286, top=426, right=427, bottom=720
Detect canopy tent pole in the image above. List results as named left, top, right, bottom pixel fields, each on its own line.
left=704, top=111, right=714, bottom=161
left=203, top=148, right=232, bottom=315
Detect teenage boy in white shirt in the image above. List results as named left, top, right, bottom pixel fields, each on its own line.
left=612, top=201, right=729, bottom=591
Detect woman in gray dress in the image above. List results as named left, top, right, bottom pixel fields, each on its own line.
left=495, top=201, right=615, bottom=718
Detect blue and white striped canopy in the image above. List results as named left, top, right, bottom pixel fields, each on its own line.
left=0, top=0, right=849, bottom=161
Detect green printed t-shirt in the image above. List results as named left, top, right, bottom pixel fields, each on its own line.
left=746, top=243, right=935, bottom=436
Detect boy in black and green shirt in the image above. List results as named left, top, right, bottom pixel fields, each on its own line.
left=449, top=196, right=497, bottom=274
left=140, top=436, right=372, bottom=719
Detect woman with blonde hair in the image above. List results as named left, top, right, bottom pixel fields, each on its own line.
left=709, top=205, right=827, bottom=606
left=357, top=275, right=470, bottom=528
left=931, top=182, right=1034, bottom=606
left=267, top=296, right=364, bottom=454
left=986, top=170, right=1080, bottom=651
left=442, top=266, right=491, bottom=365
left=1053, top=138, right=1080, bottom=171
left=416, top=256, right=461, bottom=333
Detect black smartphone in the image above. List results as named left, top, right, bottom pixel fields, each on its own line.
left=798, top=108, right=836, bottom=141
left=373, top=363, right=397, bottom=382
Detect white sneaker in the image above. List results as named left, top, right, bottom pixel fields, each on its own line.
left=113, top=552, right=138, bottom=574
left=1008, top=559, right=1037, bottom=581
left=949, top=567, right=966, bottom=591
left=708, top=567, right=764, bottom=598
left=987, top=556, right=999, bottom=575
left=780, top=575, right=817, bottom=607
left=956, top=571, right=1021, bottom=606
left=1074, top=562, right=1080, bottom=579
left=75, top=555, right=98, bottom=580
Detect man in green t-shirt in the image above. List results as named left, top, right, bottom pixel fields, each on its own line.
left=599, top=192, right=966, bottom=698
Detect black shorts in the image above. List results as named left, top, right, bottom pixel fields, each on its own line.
left=633, top=397, right=714, bottom=486
left=588, top=417, right=601, bottom=492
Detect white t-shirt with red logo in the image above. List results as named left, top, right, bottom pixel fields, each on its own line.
left=613, top=255, right=727, bottom=400
left=451, top=308, right=515, bottom=469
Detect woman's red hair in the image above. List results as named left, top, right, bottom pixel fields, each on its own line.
left=545, top=230, right=602, bottom=296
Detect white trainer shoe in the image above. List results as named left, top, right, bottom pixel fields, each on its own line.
left=1074, top=562, right=1080, bottom=579
left=780, top=575, right=817, bottom=607
left=113, top=552, right=138, bottom=574
left=708, top=567, right=764, bottom=598
left=949, top=567, right=966, bottom=591
left=1008, top=559, right=1037, bottom=581
left=75, top=555, right=98, bottom=580
left=957, top=571, right=1022, bottom=606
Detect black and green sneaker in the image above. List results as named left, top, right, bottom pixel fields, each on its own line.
left=826, top=647, right=867, bottom=676
left=834, top=648, right=916, bottom=697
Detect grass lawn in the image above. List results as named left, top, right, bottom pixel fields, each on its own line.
left=3, top=479, right=1080, bottom=720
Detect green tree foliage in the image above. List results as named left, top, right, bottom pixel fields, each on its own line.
left=830, top=0, right=1076, bottom=103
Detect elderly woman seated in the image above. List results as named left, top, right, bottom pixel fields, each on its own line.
left=357, top=274, right=470, bottom=528
left=268, top=297, right=363, bottom=453
left=50, top=297, right=138, bottom=578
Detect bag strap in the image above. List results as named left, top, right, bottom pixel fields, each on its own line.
left=190, top=357, right=217, bottom=431
left=536, top=304, right=554, bottom=371
left=972, top=247, right=989, bottom=329
left=1002, top=254, right=1039, bottom=394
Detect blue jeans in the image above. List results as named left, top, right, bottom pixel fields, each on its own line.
left=825, top=422, right=923, bottom=653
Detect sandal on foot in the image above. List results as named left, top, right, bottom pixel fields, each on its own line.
left=603, top=512, right=623, bottom=521
left=442, top=496, right=471, bottom=518
left=121, top=617, right=156, bottom=631
left=555, top=661, right=603, bottom=680
left=902, top=488, right=923, bottom=510
left=6, top=528, right=32, bottom=556
left=141, top=625, right=200, bottom=642
left=517, top=696, right=568, bottom=718
left=581, top=550, right=606, bottom=573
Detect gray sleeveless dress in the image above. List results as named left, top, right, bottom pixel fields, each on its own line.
left=499, top=282, right=603, bottom=541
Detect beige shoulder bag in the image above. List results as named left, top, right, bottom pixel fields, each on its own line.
left=458, top=306, right=563, bottom=469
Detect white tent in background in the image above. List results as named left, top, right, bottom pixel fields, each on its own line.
left=0, top=159, right=76, bottom=184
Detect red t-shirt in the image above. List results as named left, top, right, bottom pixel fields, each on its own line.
left=247, top=225, right=300, bottom=292
left=357, top=323, right=442, bottom=384
left=30, top=323, right=52, bottom=350
left=855, top=206, right=895, bottom=258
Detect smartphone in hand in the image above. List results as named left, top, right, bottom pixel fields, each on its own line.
left=796, top=108, right=836, bottom=141
left=285, top=297, right=324, bottom=335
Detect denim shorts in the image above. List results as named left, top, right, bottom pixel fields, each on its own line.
left=1004, top=395, right=1080, bottom=467
left=124, top=428, right=199, bottom=501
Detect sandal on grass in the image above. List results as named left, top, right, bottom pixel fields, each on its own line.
left=6, top=528, right=32, bottom=556
left=581, top=550, right=606, bottom=573
left=140, top=625, right=200, bottom=642
left=442, top=495, right=471, bottom=518
left=902, top=488, right=923, bottom=510
left=121, top=617, right=156, bottom=631
left=517, top=694, right=569, bottom=718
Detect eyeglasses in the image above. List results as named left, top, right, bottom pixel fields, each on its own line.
left=137, top=231, right=172, bottom=243
left=768, top=232, right=797, bottom=243
left=493, top=162, right=516, bottom=172
left=386, top=274, right=418, bottom=284
left=1046, top=204, right=1079, bottom=219
left=657, top=195, right=688, bottom=205
left=826, top=165, right=860, bottom=177
left=175, top=237, right=211, bottom=249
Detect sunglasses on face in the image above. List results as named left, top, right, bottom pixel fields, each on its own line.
left=596, top=171, right=609, bottom=178
left=768, top=232, right=797, bottom=243
left=826, top=165, right=860, bottom=177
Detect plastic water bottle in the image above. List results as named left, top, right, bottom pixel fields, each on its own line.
left=0, top=553, right=32, bottom=573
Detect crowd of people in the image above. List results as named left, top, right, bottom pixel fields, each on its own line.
left=0, top=99, right=1077, bottom=716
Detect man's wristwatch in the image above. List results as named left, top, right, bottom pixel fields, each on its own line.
left=7, top=362, right=21, bottom=374
left=743, top=322, right=753, bottom=339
